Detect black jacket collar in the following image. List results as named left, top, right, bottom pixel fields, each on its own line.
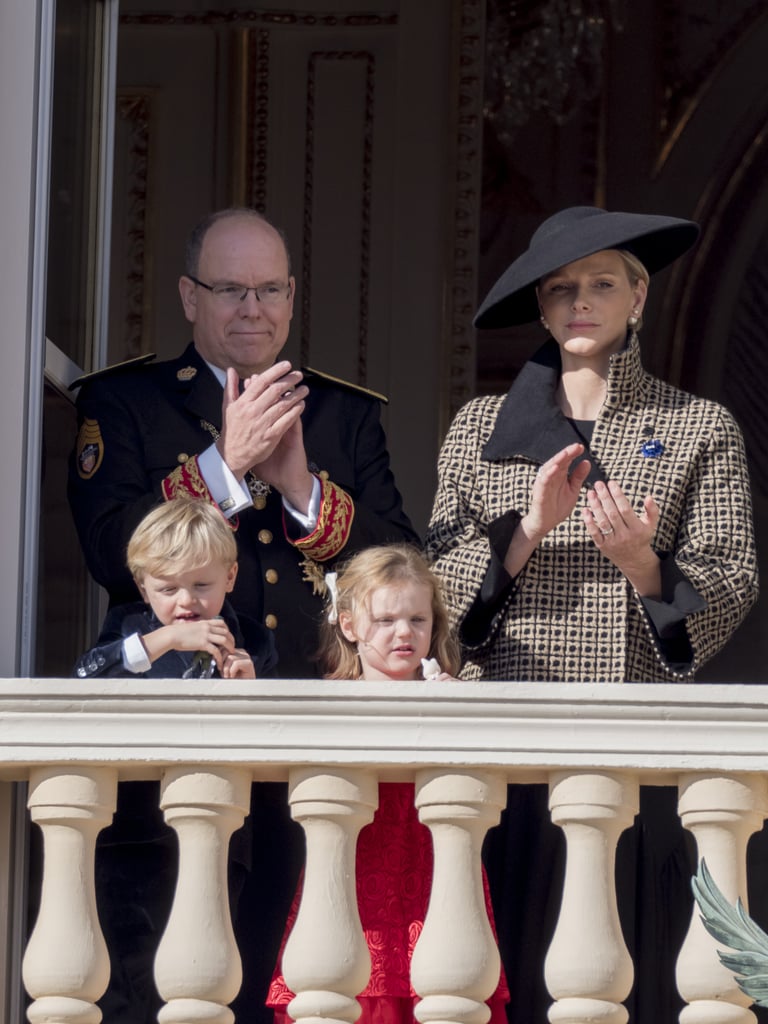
left=482, top=338, right=612, bottom=485
left=165, top=343, right=225, bottom=426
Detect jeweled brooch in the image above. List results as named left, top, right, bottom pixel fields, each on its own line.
left=641, top=439, right=664, bottom=458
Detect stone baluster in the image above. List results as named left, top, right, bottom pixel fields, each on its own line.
left=545, top=770, right=639, bottom=1024
left=155, top=766, right=251, bottom=1024
left=23, top=766, right=117, bottom=1024
left=411, top=769, right=505, bottom=1024
left=677, top=773, right=767, bottom=1024
left=282, top=767, right=378, bottom=1024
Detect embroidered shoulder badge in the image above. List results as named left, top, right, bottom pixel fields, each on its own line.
left=76, top=418, right=104, bottom=479
left=177, top=366, right=198, bottom=381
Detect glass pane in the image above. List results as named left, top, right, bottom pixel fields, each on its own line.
left=35, top=380, right=97, bottom=676
left=45, top=0, right=104, bottom=369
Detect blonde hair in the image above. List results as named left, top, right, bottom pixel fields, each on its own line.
left=617, top=249, right=649, bottom=331
left=319, top=544, right=461, bottom=679
left=127, top=498, right=237, bottom=581
left=617, top=248, right=650, bottom=287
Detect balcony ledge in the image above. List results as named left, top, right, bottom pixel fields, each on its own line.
left=1, top=679, right=768, bottom=781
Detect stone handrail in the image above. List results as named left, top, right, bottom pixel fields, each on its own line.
left=2, top=679, right=768, bottom=1024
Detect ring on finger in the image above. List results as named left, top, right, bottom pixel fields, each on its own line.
left=599, top=526, right=614, bottom=535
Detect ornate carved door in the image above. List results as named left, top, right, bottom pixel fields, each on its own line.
left=111, top=0, right=485, bottom=533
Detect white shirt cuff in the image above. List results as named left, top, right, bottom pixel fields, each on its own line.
left=283, top=475, right=321, bottom=532
left=122, top=632, right=153, bottom=674
left=197, top=443, right=252, bottom=517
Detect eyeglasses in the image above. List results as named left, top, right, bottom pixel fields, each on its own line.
left=188, top=275, right=292, bottom=306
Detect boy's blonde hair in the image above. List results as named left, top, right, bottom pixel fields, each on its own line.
left=127, top=498, right=237, bottom=581
left=319, top=544, right=461, bottom=680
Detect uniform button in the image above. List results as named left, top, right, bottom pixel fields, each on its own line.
left=177, top=453, right=189, bottom=464
left=319, top=469, right=329, bottom=481
left=265, top=569, right=278, bottom=584
left=258, top=529, right=273, bottom=544
left=265, top=614, right=278, bottom=629
left=253, top=496, right=267, bottom=510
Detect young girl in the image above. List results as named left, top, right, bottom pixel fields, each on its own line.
left=266, top=544, right=509, bottom=1024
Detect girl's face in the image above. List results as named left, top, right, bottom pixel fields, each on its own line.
left=537, top=249, right=647, bottom=364
left=339, top=581, right=434, bottom=680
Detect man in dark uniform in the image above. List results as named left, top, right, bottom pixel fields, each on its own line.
left=66, top=207, right=418, bottom=1022
left=68, top=206, right=418, bottom=676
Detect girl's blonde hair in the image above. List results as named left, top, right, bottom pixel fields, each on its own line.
left=127, top=498, right=237, bottom=582
left=319, top=544, right=461, bottom=679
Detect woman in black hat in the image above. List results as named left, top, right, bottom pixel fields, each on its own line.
left=426, top=206, right=758, bottom=683
left=425, top=207, right=761, bottom=1023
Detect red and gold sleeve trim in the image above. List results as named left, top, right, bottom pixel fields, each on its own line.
left=161, top=457, right=238, bottom=528
left=162, top=456, right=213, bottom=503
left=288, top=477, right=354, bottom=562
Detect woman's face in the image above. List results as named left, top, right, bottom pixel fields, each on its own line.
left=537, top=250, right=647, bottom=364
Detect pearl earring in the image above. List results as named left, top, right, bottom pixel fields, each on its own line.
left=627, top=310, right=640, bottom=328
left=540, top=316, right=550, bottom=332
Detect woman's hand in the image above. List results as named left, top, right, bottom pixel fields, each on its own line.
left=503, top=443, right=591, bottom=578
left=522, top=442, right=592, bottom=541
left=582, top=481, right=662, bottom=597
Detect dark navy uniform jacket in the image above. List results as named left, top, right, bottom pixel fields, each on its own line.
left=67, top=342, right=418, bottom=677
left=73, top=599, right=278, bottom=679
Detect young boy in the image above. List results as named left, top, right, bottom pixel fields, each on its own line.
left=69, top=498, right=277, bottom=1022
left=74, top=497, right=277, bottom=679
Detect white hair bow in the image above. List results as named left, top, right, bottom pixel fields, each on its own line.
left=325, top=572, right=339, bottom=623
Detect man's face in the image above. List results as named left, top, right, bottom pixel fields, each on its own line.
left=179, top=215, right=295, bottom=377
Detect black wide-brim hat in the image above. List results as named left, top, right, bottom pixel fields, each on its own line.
left=474, top=205, right=700, bottom=329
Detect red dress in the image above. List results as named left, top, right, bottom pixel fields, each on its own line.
left=267, top=783, right=510, bottom=1024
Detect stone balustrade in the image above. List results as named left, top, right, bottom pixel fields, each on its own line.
left=3, top=679, right=768, bottom=1024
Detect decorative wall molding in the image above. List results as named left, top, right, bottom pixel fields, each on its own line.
left=116, top=91, right=153, bottom=358
left=120, top=10, right=398, bottom=29
left=300, top=51, right=375, bottom=375
left=245, top=29, right=270, bottom=213
left=445, top=0, right=485, bottom=422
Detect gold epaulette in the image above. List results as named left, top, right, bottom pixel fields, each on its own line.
left=301, top=366, right=388, bottom=404
left=68, top=353, right=157, bottom=391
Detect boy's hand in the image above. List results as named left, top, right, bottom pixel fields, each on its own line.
left=143, top=618, right=237, bottom=671
left=221, top=648, right=257, bottom=679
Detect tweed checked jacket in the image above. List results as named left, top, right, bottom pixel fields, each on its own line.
left=426, top=335, right=758, bottom=682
